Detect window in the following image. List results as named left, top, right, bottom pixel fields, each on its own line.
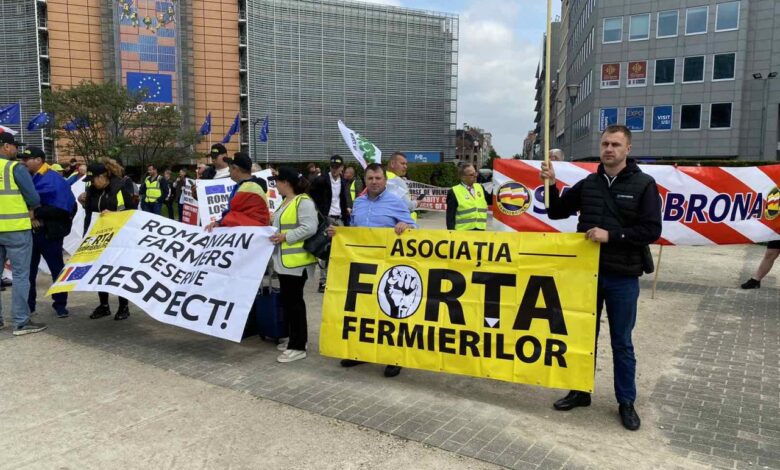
left=655, top=58, right=676, bottom=85
left=680, top=105, right=702, bottom=129
left=713, top=53, right=736, bottom=81
left=683, top=56, right=705, bottom=83
left=716, top=1, right=740, bottom=31
left=652, top=106, right=673, bottom=131
left=686, top=6, right=708, bottom=35
left=657, top=10, right=679, bottom=38
left=710, top=103, right=732, bottom=128
left=629, top=14, right=650, bottom=41
left=603, top=17, right=622, bottom=43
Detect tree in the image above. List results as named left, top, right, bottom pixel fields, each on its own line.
left=485, top=148, right=500, bottom=169
left=124, top=105, right=200, bottom=170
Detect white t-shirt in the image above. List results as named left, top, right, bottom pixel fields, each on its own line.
left=329, top=174, right=341, bottom=217
left=215, top=166, right=230, bottom=179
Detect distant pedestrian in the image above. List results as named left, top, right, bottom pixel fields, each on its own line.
left=740, top=240, right=780, bottom=289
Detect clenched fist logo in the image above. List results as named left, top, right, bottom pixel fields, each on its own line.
left=377, top=266, right=423, bottom=319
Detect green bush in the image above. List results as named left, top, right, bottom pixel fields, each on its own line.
left=406, top=163, right=459, bottom=187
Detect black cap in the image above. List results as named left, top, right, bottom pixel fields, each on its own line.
left=330, top=154, right=344, bottom=167
left=83, top=163, right=107, bottom=182
left=224, top=152, right=252, bottom=172
left=210, top=143, right=227, bottom=156
left=0, top=132, right=25, bottom=147
left=19, top=146, right=46, bottom=160
left=271, top=166, right=302, bottom=183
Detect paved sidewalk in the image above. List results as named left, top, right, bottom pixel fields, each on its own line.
left=1, top=212, right=778, bottom=469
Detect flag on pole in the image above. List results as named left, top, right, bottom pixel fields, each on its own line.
left=27, top=112, right=53, bottom=131
left=64, top=118, right=89, bottom=131
left=221, top=113, right=240, bottom=144
left=259, top=115, right=269, bottom=142
left=0, top=103, right=21, bottom=125
left=0, top=125, right=18, bottom=135
left=337, top=120, right=382, bottom=169
left=199, top=112, right=211, bottom=136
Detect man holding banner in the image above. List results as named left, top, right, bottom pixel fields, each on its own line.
left=446, top=163, right=487, bottom=231
left=540, top=124, right=661, bottom=431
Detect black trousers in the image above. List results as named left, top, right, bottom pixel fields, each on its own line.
left=98, top=292, right=128, bottom=308
left=279, top=271, right=308, bottom=350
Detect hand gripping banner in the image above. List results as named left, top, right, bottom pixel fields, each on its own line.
left=493, top=160, right=780, bottom=245
left=320, top=227, right=599, bottom=392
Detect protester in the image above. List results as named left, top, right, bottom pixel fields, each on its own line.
left=66, top=163, right=87, bottom=186
left=328, top=162, right=415, bottom=378
left=540, top=124, right=662, bottom=431
left=446, top=163, right=487, bottom=231
left=162, top=169, right=175, bottom=219
left=196, top=163, right=207, bottom=179
left=305, top=162, right=319, bottom=183
left=192, top=144, right=230, bottom=201
left=172, top=168, right=187, bottom=222
left=386, top=151, right=418, bottom=220
left=0, top=132, right=47, bottom=335
left=139, top=164, right=168, bottom=215
left=549, top=149, right=565, bottom=161
left=80, top=159, right=137, bottom=320
left=205, top=152, right=269, bottom=229
left=309, top=155, right=350, bottom=292
left=740, top=240, right=780, bottom=289
left=343, top=165, right=363, bottom=210
left=20, top=146, right=76, bottom=319
left=268, top=167, right=318, bottom=363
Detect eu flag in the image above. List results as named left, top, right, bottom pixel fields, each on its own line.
left=199, top=112, right=211, bottom=136
left=221, top=113, right=240, bottom=144
left=67, top=265, right=92, bottom=281
left=64, top=118, right=89, bottom=131
left=0, top=103, right=21, bottom=125
left=27, top=112, right=53, bottom=131
left=127, top=72, right=173, bottom=103
left=259, top=115, right=269, bottom=142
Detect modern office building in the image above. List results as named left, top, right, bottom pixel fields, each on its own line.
left=244, top=0, right=458, bottom=163
left=0, top=0, right=457, bottom=163
left=539, top=0, right=780, bottom=161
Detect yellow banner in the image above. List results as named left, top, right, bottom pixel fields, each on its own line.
left=319, top=228, right=599, bottom=392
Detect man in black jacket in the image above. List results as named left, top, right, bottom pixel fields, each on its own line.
left=309, top=155, right=350, bottom=292
left=540, top=124, right=662, bottom=431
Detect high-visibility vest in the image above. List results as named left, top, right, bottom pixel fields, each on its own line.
left=452, top=183, right=487, bottom=231
left=349, top=180, right=356, bottom=202
left=279, top=193, right=317, bottom=268
left=144, top=176, right=162, bottom=202
left=0, top=158, right=32, bottom=232
left=387, top=170, right=417, bottom=221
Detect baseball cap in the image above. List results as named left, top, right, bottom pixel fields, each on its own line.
left=330, top=154, right=344, bottom=167
left=271, top=166, right=302, bottom=184
left=0, top=132, right=25, bottom=147
left=83, top=163, right=107, bottom=182
left=19, top=146, right=46, bottom=160
left=51, top=163, right=64, bottom=172
left=210, top=143, right=227, bottom=156
left=224, top=152, right=252, bottom=172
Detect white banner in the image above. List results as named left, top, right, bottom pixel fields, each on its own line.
left=48, top=211, right=276, bottom=342
left=195, top=170, right=282, bottom=226
left=338, top=120, right=382, bottom=169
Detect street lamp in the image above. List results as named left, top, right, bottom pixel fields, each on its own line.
left=566, top=84, right=580, bottom=161
left=753, top=71, right=777, bottom=160
left=250, top=118, right=261, bottom=162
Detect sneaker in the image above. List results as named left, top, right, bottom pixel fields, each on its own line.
left=277, top=339, right=290, bottom=351
left=55, top=309, right=69, bottom=319
left=89, top=305, right=111, bottom=319
left=383, top=365, right=402, bottom=377
left=13, top=321, right=47, bottom=336
left=114, top=305, right=130, bottom=321
left=618, top=402, right=641, bottom=431
left=277, top=349, right=306, bottom=363
left=318, top=282, right=326, bottom=293
left=740, top=278, right=760, bottom=289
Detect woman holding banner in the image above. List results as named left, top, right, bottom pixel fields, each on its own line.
left=268, top=167, right=318, bottom=363
left=79, top=159, right=137, bottom=321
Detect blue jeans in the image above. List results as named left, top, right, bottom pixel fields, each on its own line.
left=596, top=273, right=640, bottom=404
left=0, top=230, right=33, bottom=328
left=141, top=201, right=162, bottom=215
left=28, top=231, right=68, bottom=315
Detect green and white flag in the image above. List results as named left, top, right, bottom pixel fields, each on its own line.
left=338, top=120, right=382, bottom=169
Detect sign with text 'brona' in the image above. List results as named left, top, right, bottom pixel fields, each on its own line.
left=48, top=211, right=275, bottom=342
left=319, top=228, right=598, bottom=391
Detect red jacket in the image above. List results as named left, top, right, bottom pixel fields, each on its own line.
left=220, top=179, right=270, bottom=227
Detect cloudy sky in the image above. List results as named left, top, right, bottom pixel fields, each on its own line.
left=367, top=0, right=562, bottom=156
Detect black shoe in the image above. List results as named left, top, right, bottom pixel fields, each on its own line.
left=619, top=402, right=641, bottom=431
left=340, top=359, right=366, bottom=367
left=89, top=305, right=111, bottom=319
left=318, top=283, right=326, bottom=293
left=384, top=365, right=402, bottom=378
left=553, top=391, right=591, bottom=411
left=114, top=305, right=130, bottom=321
left=741, top=278, right=760, bottom=289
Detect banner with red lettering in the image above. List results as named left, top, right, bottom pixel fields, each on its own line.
left=492, top=160, right=780, bottom=245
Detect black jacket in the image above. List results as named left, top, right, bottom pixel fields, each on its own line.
left=546, top=159, right=662, bottom=276
left=309, top=173, right=350, bottom=226
left=83, top=176, right=137, bottom=234
left=34, top=204, right=76, bottom=240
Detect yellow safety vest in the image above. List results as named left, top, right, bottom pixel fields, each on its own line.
left=387, top=170, right=417, bottom=221
left=0, top=158, right=32, bottom=232
left=279, top=194, right=317, bottom=268
left=452, top=183, right=487, bottom=231
left=144, top=176, right=162, bottom=202
left=349, top=180, right=356, bottom=202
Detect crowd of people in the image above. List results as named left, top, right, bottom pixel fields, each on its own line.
left=1, top=126, right=778, bottom=433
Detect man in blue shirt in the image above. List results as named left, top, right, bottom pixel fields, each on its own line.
left=20, top=146, right=76, bottom=318
left=327, top=162, right=415, bottom=377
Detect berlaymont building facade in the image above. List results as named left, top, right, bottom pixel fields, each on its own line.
left=0, top=0, right=458, bottom=163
